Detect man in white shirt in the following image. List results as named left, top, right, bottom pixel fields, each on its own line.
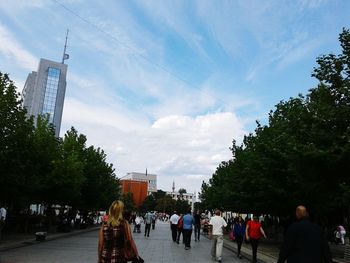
left=209, top=209, right=227, bottom=263
left=169, top=211, right=180, bottom=242
left=134, top=214, right=142, bottom=233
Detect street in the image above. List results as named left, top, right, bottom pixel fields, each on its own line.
left=0, top=221, right=248, bottom=263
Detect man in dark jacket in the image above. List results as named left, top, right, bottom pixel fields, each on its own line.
left=277, top=205, right=332, bottom=263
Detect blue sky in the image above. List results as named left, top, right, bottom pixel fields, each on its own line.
left=0, top=0, right=349, bottom=194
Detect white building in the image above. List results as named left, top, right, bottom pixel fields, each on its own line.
left=166, top=181, right=196, bottom=211
left=122, top=171, right=157, bottom=195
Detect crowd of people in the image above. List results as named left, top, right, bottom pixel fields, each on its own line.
left=167, top=208, right=267, bottom=263
left=97, top=200, right=343, bottom=263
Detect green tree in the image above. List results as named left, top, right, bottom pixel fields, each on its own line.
left=178, top=188, right=187, bottom=194
left=140, top=190, right=166, bottom=212
left=81, top=146, right=120, bottom=211
left=155, top=195, right=176, bottom=214
left=175, top=199, right=190, bottom=214
left=201, top=28, right=350, bottom=223
left=31, top=115, right=60, bottom=204
left=40, top=127, right=85, bottom=206
left=140, top=194, right=156, bottom=213
left=121, top=192, right=136, bottom=212
left=0, top=72, right=35, bottom=210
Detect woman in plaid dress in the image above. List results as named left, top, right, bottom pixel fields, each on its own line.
left=98, top=200, right=139, bottom=263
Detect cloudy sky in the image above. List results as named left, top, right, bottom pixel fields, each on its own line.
left=0, top=0, right=349, bottom=195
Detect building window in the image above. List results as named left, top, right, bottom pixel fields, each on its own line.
left=42, top=67, right=60, bottom=122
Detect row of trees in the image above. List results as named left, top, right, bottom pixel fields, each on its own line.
left=140, top=189, right=191, bottom=214
left=0, top=72, right=120, bottom=215
left=200, top=28, right=350, bottom=224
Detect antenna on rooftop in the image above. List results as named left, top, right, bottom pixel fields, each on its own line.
left=61, top=29, right=69, bottom=64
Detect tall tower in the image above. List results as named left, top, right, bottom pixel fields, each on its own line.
left=172, top=180, right=175, bottom=193
left=22, top=31, right=69, bottom=137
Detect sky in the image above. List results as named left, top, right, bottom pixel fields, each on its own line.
left=0, top=0, right=349, bottom=195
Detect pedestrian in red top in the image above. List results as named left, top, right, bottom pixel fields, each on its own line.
left=245, top=215, right=267, bottom=263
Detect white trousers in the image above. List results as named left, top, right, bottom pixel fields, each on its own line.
left=211, top=235, right=224, bottom=260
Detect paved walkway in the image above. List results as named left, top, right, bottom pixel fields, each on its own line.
left=0, top=226, right=100, bottom=252
left=131, top=221, right=247, bottom=263
left=0, top=222, right=247, bottom=263
left=221, top=233, right=346, bottom=263
left=0, top=222, right=345, bottom=262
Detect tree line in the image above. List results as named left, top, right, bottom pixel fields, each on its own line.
left=0, top=72, right=120, bottom=217
left=140, top=190, right=191, bottom=214
left=200, top=28, right=350, bottom=225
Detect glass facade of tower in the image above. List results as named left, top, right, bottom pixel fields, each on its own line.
left=42, top=67, right=60, bottom=122
left=22, top=58, right=67, bottom=137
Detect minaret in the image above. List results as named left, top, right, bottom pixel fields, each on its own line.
left=172, top=180, right=175, bottom=193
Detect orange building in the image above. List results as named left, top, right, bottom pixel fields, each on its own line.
left=121, top=179, right=148, bottom=208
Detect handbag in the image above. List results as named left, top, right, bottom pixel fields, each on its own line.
left=229, top=229, right=235, bottom=241
left=132, top=256, right=144, bottom=263
left=123, top=221, right=137, bottom=261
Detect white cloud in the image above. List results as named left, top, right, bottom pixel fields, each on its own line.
left=4, top=0, right=336, bottom=197
left=0, top=24, right=37, bottom=70
left=61, top=103, right=245, bottom=193
left=276, top=38, right=323, bottom=70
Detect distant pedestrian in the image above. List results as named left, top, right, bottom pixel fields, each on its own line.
left=177, top=214, right=183, bottom=244
left=0, top=205, right=7, bottom=239
left=75, top=211, right=81, bottom=229
left=338, top=225, right=346, bottom=245
left=194, top=210, right=201, bottom=242
left=152, top=212, right=156, bottom=230
left=183, top=210, right=195, bottom=250
left=144, top=211, right=152, bottom=237
left=209, top=209, right=227, bottom=263
left=233, top=216, right=246, bottom=259
left=102, top=213, right=109, bottom=223
left=170, top=211, right=180, bottom=242
left=98, top=200, right=141, bottom=263
left=245, top=215, right=267, bottom=263
left=277, top=205, right=332, bottom=263
left=133, top=214, right=142, bottom=233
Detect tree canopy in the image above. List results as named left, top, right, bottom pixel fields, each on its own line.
left=200, top=28, right=350, bottom=224
left=0, top=72, right=120, bottom=213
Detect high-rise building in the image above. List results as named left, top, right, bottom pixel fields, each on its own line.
left=22, top=58, right=68, bottom=137
left=22, top=30, right=69, bottom=137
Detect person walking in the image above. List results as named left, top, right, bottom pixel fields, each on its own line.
left=245, top=215, right=267, bottom=263
left=75, top=210, right=81, bottom=229
left=177, top=214, right=183, bottom=244
left=338, top=225, right=346, bottom=245
left=144, top=211, right=152, bottom=237
left=170, top=211, right=180, bottom=242
left=277, top=205, right=332, bottom=263
left=152, top=212, right=156, bottom=230
left=98, top=200, right=141, bottom=263
left=133, top=214, right=142, bottom=233
left=233, top=216, right=246, bottom=259
left=0, top=205, right=7, bottom=239
left=209, top=209, right=227, bottom=263
left=194, top=210, right=201, bottom=242
left=183, top=210, right=195, bottom=250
